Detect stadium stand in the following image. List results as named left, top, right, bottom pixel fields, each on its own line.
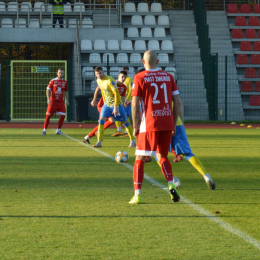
left=107, top=40, right=120, bottom=51
left=207, top=10, right=246, bottom=120
left=137, top=3, right=149, bottom=13
left=151, top=3, right=162, bottom=13
left=240, top=4, right=252, bottom=14
left=235, top=16, right=247, bottom=26
left=250, top=54, right=260, bottom=64
left=124, top=2, right=135, bottom=13
left=240, top=41, right=252, bottom=51
left=241, top=81, right=253, bottom=92
left=120, top=40, right=133, bottom=50
left=245, top=68, right=257, bottom=78
left=249, top=95, right=260, bottom=105
left=6, top=0, right=258, bottom=121
left=255, top=81, right=260, bottom=91
left=232, top=29, right=243, bottom=38
left=248, top=16, right=260, bottom=26
left=140, top=27, right=152, bottom=37
left=158, top=15, right=170, bottom=25
left=227, top=4, right=239, bottom=13
left=81, top=40, right=92, bottom=51
left=237, top=54, right=249, bottom=64
left=254, top=4, right=260, bottom=14
left=245, top=29, right=257, bottom=39
left=103, top=53, right=115, bottom=64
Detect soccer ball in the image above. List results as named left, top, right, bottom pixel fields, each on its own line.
left=115, top=151, right=129, bottom=163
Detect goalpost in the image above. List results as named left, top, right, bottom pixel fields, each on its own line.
left=10, top=60, right=67, bottom=120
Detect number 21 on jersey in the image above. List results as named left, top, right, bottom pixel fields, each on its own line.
left=151, top=83, right=168, bottom=104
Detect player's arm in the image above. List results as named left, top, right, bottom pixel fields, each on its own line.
left=172, top=94, right=182, bottom=136
left=125, top=81, right=132, bottom=101
left=111, top=87, right=120, bottom=107
left=131, top=96, right=141, bottom=137
left=46, top=81, right=52, bottom=105
left=179, top=98, right=184, bottom=123
left=91, top=86, right=100, bottom=106
left=64, top=91, right=69, bottom=106
left=46, top=89, right=51, bottom=105
left=112, top=88, right=120, bottom=116
left=109, top=80, right=120, bottom=116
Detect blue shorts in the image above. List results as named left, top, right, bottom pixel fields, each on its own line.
left=169, top=125, right=192, bottom=155
left=100, top=104, right=127, bottom=122
left=124, top=105, right=131, bottom=117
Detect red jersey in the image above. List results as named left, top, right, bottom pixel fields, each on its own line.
left=116, top=82, right=127, bottom=97
left=132, top=69, right=179, bottom=132
left=47, top=78, right=68, bottom=102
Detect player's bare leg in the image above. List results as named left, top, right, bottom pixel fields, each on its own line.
left=129, top=155, right=146, bottom=204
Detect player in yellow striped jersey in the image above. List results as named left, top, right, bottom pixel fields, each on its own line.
left=155, top=110, right=216, bottom=190
left=112, top=66, right=133, bottom=137
left=93, top=66, right=135, bottom=148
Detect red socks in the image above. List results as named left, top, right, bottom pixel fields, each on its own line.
left=159, top=157, right=173, bottom=182
left=88, top=125, right=99, bottom=138
left=133, top=160, right=145, bottom=190
left=44, top=115, right=51, bottom=129
left=104, top=120, right=113, bottom=130
left=57, top=115, right=65, bottom=129
left=88, top=120, right=113, bottom=138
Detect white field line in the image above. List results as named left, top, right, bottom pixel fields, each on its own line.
left=62, top=132, right=260, bottom=251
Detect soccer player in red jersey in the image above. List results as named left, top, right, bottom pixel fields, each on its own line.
left=82, top=71, right=128, bottom=144
left=129, top=50, right=182, bottom=204
left=42, top=68, right=69, bottom=135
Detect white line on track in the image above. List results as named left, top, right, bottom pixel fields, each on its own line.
left=62, top=132, right=260, bottom=251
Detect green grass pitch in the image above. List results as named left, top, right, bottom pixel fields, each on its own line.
left=0, top=128, right=260, bottom=259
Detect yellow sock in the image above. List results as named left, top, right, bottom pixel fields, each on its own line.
left=115, top=121, right=121, bottom=128
left=127, top=117, right=131, bottom=124
left=189, top=156, right=207, bottom=177
left=157, top=161, right=161, bottom=167
left=125, top=125, right=134, bottom=141
left=98, top=124, right=104, bottom=141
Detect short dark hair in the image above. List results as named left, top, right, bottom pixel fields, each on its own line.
left=119, top=71, right=127, bottom=76
left=122, top=66, right=129, bottom=71
left=57, top=68, right=64, bottom=72
left=135, top=68, right=145, bottom=75
left=94, top=66, right=103, bottom=72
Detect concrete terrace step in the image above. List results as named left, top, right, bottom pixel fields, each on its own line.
left=170, top=22, right=196, bottom=27
left=172, top=36, right=198, bottom=40
left=176, top=68, right=203, bottom=73
left=209, top=36, right=231, bottom=40
left=171, top=31, right=197, bottom=36
left=174, top=48, right=200, bottom=55
left=207, top=11, right=227, bottom=15
left=177, top=79, right=204, bottom=85
left=209, top=31, right=230, bottom=36
left=168, top=10, right=193, bottom=15
left=172, top=39, right=198, bottom=44
left=174, top=56, right=201, bottom=61
left=177, top=74, right=204, bottom=80
left=171, top=27, right=196, bottom=32
left=175, top=62, right=202, bottom=67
